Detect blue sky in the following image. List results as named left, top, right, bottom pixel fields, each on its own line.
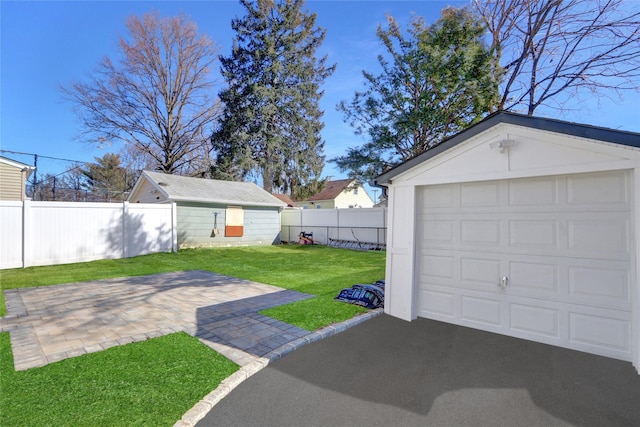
left=1, top=0, right=639, bottom=186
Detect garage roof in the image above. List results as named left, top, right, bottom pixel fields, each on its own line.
left=131, top=171, right=287, bottom=208
left=375, top=111, right=640, bottom=186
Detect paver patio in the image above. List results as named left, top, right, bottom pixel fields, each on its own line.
left=0, top=270, right=313, bottom=370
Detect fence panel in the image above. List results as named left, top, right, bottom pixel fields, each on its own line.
left=0, top=202, right=24, bottom=269
left=281, top=208, right=387, bottom=246
left=28, top=201, right=124, bottom=266
left=126, top=203, right=175, bottom=256
left=1, top=201, right=175, bottom=269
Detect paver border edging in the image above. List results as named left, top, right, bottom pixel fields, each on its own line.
left=174, top=308, right=384, bottom=427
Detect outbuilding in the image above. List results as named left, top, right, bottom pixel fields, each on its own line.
left=128, top=171, right=286, bottom=248
left=375, top=111, right=640, bottom=370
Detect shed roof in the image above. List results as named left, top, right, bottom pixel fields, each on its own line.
left=307, top=179, right=355, bottom=201
left=375, top=111, right=640, bottom=186
left=133, top=171, right=286, bottom=208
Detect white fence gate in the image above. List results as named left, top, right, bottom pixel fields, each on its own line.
left=281, top=208, right=387, bottom=247
left=1, top=200, right=177, bottom=269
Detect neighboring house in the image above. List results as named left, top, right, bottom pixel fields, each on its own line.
left=272, top=193, right=298, bottom=208
left=375, top=111, right=640, bottom=370
left=0, top=156, right=35, bottom=200
left=298, top=179, right=374, bottom=209
left=128, top=171, right=286, bottom=248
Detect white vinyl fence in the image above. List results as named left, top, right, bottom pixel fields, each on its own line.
left=1, top=200, right=177, bottom=269
left=281, top=208, right=387, bottom=247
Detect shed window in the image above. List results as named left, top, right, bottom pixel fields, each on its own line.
left=225, top=206, right=244, bottom=237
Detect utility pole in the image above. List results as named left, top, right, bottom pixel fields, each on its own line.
left=32, top=154, right=38, bottom=200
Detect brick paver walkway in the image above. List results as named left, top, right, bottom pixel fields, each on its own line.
left=0, top=271, right=313, bottom=370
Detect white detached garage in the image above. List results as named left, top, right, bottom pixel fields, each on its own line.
left=375, top=111, right=640, bottom=370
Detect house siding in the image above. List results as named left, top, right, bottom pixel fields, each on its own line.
left=334, top=187, right=374, bottom=208
left=300, top=200, right=335, bottom=209
left=300, top=183, right=374, bottom=209
left=177, top=202, right=281, bottom=248
left=0, top=163, right=26, bottom=200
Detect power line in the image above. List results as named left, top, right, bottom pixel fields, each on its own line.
left=0, top=149, right=87, bottom=164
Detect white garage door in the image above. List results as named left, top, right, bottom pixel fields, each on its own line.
left=416, top=170, right=634, bottom=361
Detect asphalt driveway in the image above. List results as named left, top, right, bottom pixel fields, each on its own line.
left=198, top=314, right=640, bottom=427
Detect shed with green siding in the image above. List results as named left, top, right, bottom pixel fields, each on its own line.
left=128, top=171, right=286, bottom=248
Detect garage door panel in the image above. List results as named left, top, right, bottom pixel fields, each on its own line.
left=416, top=170, right=634, bottom=361
left=418, top=288, right=456, bottom=318
left=508, top=177, right=558, bottom=206
left=567, top=216, right=630, bottom=258
left=460, top=257, right=500, bottom=288
left=419, top=254, right=455, bottom=280
left=569, top=265, right=630, bottom=304
left=567, top=171, right=629, bottom=206
left=420, top=220, right=455, bottom=244
left=460, top=181, right=501, bottom=206
left=508, top=220, right=558, bottom=249
left=509, top=303, right=559, bottom=338
left=569, top=310, right=630, bottom=355
left=509, top=261, right=559, bottom=292
left=461, top=295, right=502, bottom=326
left=419, top=185, right=459, bottom=208
left=461, top=220, right=501, bottom=246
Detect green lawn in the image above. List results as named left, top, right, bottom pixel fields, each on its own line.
left=1, top=245, right=385, bottom=328
left=0, top=332, right=239, bottom=426
left=0, top=245, right=385, bottom=425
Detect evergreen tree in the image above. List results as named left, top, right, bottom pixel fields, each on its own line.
left=334, top=7, right=500, bottom=183
left=81, top=153, right=136, bottom=201
left=212, top=0, right=335, bottom=194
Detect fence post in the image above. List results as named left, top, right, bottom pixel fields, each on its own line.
left=22, top=200, right=31, bottom=268
left=122, top=201, right=129, bottom=258
left=171, top=202, right=178, bottom=252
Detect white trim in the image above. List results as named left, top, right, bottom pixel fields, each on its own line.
left=634, top=168, right=640, bottom=372
left=0, top=156, right=35, bottom=170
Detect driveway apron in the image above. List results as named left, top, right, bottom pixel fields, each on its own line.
left=0, top=270, right=313, bottom=370
left=199, top=314, right=640, bottom=427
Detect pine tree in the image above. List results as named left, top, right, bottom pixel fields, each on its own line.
left=334, top=7, right=500, bottom=183
left=212, top=0, right=335, bottom=194
left=81, top=153, right=136, bottom=201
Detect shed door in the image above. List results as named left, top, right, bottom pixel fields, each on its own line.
left=416, top=171, right=634, bottom=361
left=225, top=206, right=244, bottom=237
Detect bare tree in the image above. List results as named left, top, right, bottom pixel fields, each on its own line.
left=474, top=0, right=640, bottom=115
left=64, top=12, right=220, bottom=175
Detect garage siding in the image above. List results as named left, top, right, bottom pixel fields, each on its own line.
left=177, top=203, right=281, bottom=248
left=416, top=170, right=633, bottom=361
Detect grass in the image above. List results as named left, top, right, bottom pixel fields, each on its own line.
left=0, top=245, right=386, bottom=329
left=0, top=331, right=239, bottom=426
left=0, top=245, right=385, bottom=425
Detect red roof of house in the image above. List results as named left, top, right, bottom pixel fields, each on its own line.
left=307, top=179, right=354, bottom=201
left=272, top=193, right=297, bottom=207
